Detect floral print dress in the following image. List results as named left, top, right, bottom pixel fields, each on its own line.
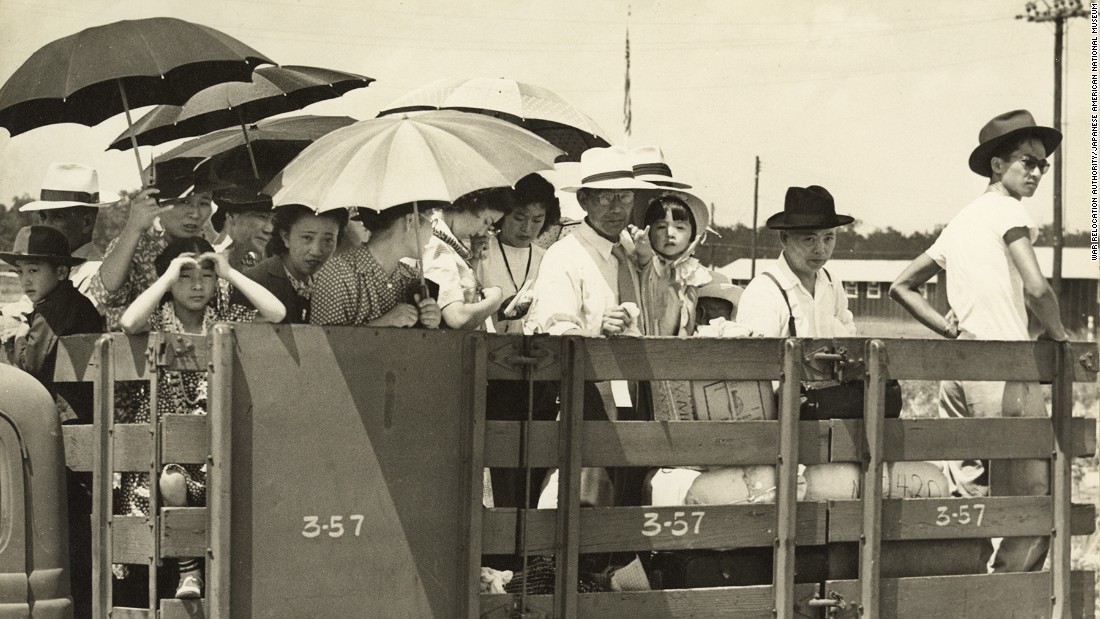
left=115, top=301, right=257, bottom=517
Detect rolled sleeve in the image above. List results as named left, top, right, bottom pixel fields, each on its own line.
left=420, top=238, right=465, bottom=309
left=735, top=277, right=786, bottom=337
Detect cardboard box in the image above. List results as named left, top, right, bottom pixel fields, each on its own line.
left=651, top=380, right=776, bottom=422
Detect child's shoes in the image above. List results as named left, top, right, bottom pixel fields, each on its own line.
left=175, top=574, right=203, bottom=599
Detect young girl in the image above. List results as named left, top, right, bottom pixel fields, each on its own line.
left=630, top=192, right=713, bottom=336
left=118, top=237, right=284, bottom=600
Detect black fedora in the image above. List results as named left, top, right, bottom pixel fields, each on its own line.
left=0, top=225, right=85, bottom=267
left=968, top=110, right=1062, bottom=177
left=765, top=185, right=853, bottom=231
left=210, top=186, right=274, bottom=233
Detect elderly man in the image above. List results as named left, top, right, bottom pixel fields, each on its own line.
left=526, top=147, right=659, bottom=508
left=890, top=110, right=1067, bottom=573
left=527, top=146, right=657, bottom=337
left=20, top=162, right=119, bottom=298
left=211, top=187, right=276, bottom=270
left=736, top=185, right=855, bottom=338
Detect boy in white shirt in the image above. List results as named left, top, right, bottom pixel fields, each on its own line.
left=891, top=109, right=1068, bottom=573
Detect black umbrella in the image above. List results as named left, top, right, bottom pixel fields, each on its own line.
left=108, top=65, right=374, bottom=151
left=148, top=115, right=357, bottom=191
left=0, top=17, right=274, bottom=180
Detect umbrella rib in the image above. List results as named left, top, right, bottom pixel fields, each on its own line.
left=134, top=28, right=164, bottom=78
left=63, top=36, right=82, bottom=98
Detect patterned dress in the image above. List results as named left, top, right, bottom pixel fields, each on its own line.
left=89, top=229, right=169, bottom=332
left=115, top=301, right=257, bottom=517
left=310, top=245, right=422, bottom=326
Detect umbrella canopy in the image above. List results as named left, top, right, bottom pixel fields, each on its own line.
left=378, top=77, right=610, bottom=161
left=108, top=65, right=373, bottom=150
left=0, top=17, right=273, bottom=136
left=149, top=115, right=357, bottom=191
left=269, top=110, right=564, bottom=213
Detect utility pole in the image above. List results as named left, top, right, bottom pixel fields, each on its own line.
left=1018, top=0, right=1088, bottom=296
left=750, top=156, right=761, bottom=278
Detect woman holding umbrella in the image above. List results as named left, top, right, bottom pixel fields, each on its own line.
left=89, top=165, right=222, bottom=331
left=309, top=204, right=441, bottom=328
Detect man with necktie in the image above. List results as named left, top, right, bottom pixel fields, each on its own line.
left=527, top=146, right=657, bottom=338
left=526, top=146, right=660, bottom=508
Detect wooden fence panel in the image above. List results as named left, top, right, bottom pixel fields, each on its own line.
left=160, top=414, right=208, bottom=466
left=581, top=338, right=785, bottom=381
left=112, top=516, right=154, bottom=565
left=828, top=497, right=1096, bottom=541
left=483, top=420, right=831, bottom=467
left=482, top=503, right=828, bottom=554
left=829, top=418, right=1097, bottom=462
left=160, top=507, right=208, bottom=558
left=480, top=583, right=822, bottom=619
left=826, top=571, right=1096, bottom=618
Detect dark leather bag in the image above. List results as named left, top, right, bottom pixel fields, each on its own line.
left=762, top=272, right=904, bottom=421
left=801, top=379, right=903, bottom=420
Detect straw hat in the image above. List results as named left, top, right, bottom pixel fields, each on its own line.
left=561, top=146, right=657, bottom=192
left=630, top=145, right=691, bottom=188
left=20, top=162, right=119, bottom=211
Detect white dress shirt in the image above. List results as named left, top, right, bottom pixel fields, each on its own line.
left=526, top=222, right=639, bottom=336
left=736, top=251, right=855, bottom=338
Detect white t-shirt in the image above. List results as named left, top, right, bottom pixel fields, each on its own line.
left=925, top=191, right=1037, bottom=341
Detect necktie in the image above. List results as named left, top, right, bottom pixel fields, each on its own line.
left=611, top=244, right=639, bottom=306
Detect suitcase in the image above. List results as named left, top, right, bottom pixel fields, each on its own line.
left=648, top=546, right=828, bottom=589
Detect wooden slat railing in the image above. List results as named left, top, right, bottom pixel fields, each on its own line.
left=53, top=331, right=1098, bottom=618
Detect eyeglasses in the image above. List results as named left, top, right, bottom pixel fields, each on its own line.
left=594, top=190, right=634, bottom=207
left=1016, top=155, right=1050, bottom=175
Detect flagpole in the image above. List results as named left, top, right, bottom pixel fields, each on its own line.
left=623, top=5, right=632, bottom=146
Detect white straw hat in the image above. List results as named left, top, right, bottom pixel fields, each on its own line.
left=561, top=146, right=658, bottom=192
left=20, top=162, right=119, bottom=211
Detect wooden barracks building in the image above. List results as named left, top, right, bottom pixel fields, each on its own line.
left=719, top=247, right=1098, bottom=335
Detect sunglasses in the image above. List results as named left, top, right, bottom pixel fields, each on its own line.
left=1016, top=155, right=1050, bottom=175
left=594, top=190, right=634, bottom=206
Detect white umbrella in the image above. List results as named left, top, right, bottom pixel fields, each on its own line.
left=269, top=110, right=563, bottom=212
left=269, top=110, right=564, bottom=292
left=378, top=77, right=609, bottom=161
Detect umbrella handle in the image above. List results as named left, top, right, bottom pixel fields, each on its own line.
left=235, top=108, right=261, bottom=180
left=411, top=201, right=428, bottom=292
left=117, top=80, right=147, bottom=186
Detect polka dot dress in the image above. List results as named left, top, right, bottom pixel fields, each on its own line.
left=310, top=245, right=421, bottom=326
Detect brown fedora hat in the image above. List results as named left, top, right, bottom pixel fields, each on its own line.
left=968, top=109, right=1062, bottom=177
left=765, top=185, right=853, bottom=230
left=0, top=225, right=85, bottom=267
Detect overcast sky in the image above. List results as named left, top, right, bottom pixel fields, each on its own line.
left=0, top=0, right=1093, bottom=239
